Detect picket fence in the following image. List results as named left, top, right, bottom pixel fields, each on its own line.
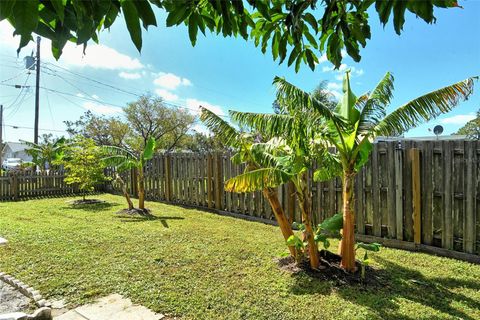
left=106, top=139, right=480, bottom=260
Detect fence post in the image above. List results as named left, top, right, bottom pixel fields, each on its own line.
left=10, top=173, right=18, bottom=201
left=410, top=148, right=421, bottom=245
left=214, top=152, right=223, bottom=210
left=206, top=154, right=213, bottom=208
left=394, top=143, right=404, bottom=240
left=165, top=155, right=172, bottom=202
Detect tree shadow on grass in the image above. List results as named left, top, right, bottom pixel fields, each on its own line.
left=61, top=201, right=119, bottom=212
left=115, top=214, right=184, bottom=228
left=288, top=256, right=479, bottom=319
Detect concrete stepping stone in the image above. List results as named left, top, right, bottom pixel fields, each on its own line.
left=54, top=294, right=163, bottom=320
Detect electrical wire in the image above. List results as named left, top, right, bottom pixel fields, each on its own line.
left=3, top=123, right=67, bottom=133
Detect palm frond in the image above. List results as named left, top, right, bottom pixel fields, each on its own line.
left=229, top=111, right=294, bottom=138
left=199, top=106, right=240, bottom=147
left=224, top=168, right=291, bottom=193
left=102, top=145, right=137, bottom=169
left=273, top=76, right=340, bottom=123
left=375, top=77, right=477, bottom=136
left=357, top=72, right=394, bottom=134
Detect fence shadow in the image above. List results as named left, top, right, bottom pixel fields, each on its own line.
left=288, top=256, right=479, bottom=319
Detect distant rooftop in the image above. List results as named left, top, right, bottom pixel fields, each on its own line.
left=2, top=141, right=28, bottom=153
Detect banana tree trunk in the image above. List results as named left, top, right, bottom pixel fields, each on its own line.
left=263, top=187, right=297, bottom=258
left=297, top=174, right=320, bottom=269
left=340, top=170, right=356, bottom=272
left=115, top=173, right=134, bottom=210
left=138, top=166, right=145, bottom=210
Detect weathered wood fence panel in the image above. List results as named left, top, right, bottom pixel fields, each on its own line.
left=0, top=170, right=81, bottom=200
left=108, top=139, right=480, bottom=258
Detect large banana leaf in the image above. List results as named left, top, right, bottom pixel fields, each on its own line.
left=273, top=76, right=340, bottom=123
left=142, top=136, right=156, bottom=161
left=224, top=167, right=291, bottom=193
left=102, top=145, right=139, bottom=172
left=356, top=72, right=394, bottom=135
left=200, top=106, right=241, bottom=148
left=374, top=76, right=477, bottom=136
left=229, top=111, right=295, bottom=139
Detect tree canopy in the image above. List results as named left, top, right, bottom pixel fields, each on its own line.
left=455, top=109, right=480, bottom=139
left=0, top=0, right=461, bottom=70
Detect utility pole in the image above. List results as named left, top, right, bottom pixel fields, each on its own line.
left=34, top=36, right=40, bottom=144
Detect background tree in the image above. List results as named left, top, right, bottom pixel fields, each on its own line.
left=182, top=132, right=226, bottom=152
left=124, top=95, right=195, bottom=152
left=455, top=109, right=480, bottom=139
left=22, top=134, right=67, bottom=172
left=64, top=111, right=130, bottom=148
left=58, top=136, right=108, bottom=202
left=275, top=71, right=476, bottom=271
left=1, top=0, right=461, bottom=70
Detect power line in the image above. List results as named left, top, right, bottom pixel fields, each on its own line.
left=43, top=62, right=143, bottom=97
left=3, top=123, right=67, bottom=133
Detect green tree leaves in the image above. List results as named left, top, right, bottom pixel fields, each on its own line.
left=2, top=0, right=461, bottom=71
left=121, top=0, right=143, bottom=51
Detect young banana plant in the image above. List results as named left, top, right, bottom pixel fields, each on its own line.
left=103, top=137, right=156, bottom=211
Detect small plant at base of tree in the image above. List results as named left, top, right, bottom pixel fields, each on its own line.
left=356, top=242, right=382, bottom=281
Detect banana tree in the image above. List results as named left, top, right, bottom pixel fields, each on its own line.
left=227, top=98, right=342, bottom=269
left=22, top=136, right=67, bottom=172
left=199, top=107, right=298, bottom=258
left=275, top=72, right=477, bottom=272
left=103, top=137, right=156, bottom=211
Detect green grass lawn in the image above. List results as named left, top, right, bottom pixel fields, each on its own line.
left=0, top=194, right=479, bottom=319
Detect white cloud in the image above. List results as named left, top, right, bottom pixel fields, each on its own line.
left=153, top=72, right=192, bottom=90
left=316, top=54, right=328, bottom=65
left=327, top=90, right=342, bottom=100
left=91, top=94, right=100, bottom=100
left=191, top=123, right=210, bottom=135
left=185, top=98, right=225, bottom=116
left=0, top=21, right=143, bottom=70
left=327, top=82, right=342, bottom=91
left=155, top=88, right=178, bottom=101
left=440, top=114, right=476, bottom=125
left=76, top=93, right=85, bottom=98
left=119, top=71, right=141, bottom=80
left=82, top=101, right=122, bottom=115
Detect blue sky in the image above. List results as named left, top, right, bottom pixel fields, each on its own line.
left=0, top=1, right=479, bottom=143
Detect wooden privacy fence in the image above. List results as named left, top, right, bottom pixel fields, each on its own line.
left=107, top=139, right=480, bottom=258
left=0, top=170, right=79, bottom=200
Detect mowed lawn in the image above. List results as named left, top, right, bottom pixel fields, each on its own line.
left=0, top=194, right=479, bottom=320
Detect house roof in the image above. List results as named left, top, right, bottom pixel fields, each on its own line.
left=3, top=141, right=28, bottom=153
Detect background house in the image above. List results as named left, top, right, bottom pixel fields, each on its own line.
left=1, top=142, right=32, bottom=162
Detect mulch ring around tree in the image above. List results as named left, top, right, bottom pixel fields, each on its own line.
left=116, top=208, right=153, bottom=216
left=276, top=249, right=388, bottom=288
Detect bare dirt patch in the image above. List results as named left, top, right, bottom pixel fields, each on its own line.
left=277, top=250, right=388, bottom=288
